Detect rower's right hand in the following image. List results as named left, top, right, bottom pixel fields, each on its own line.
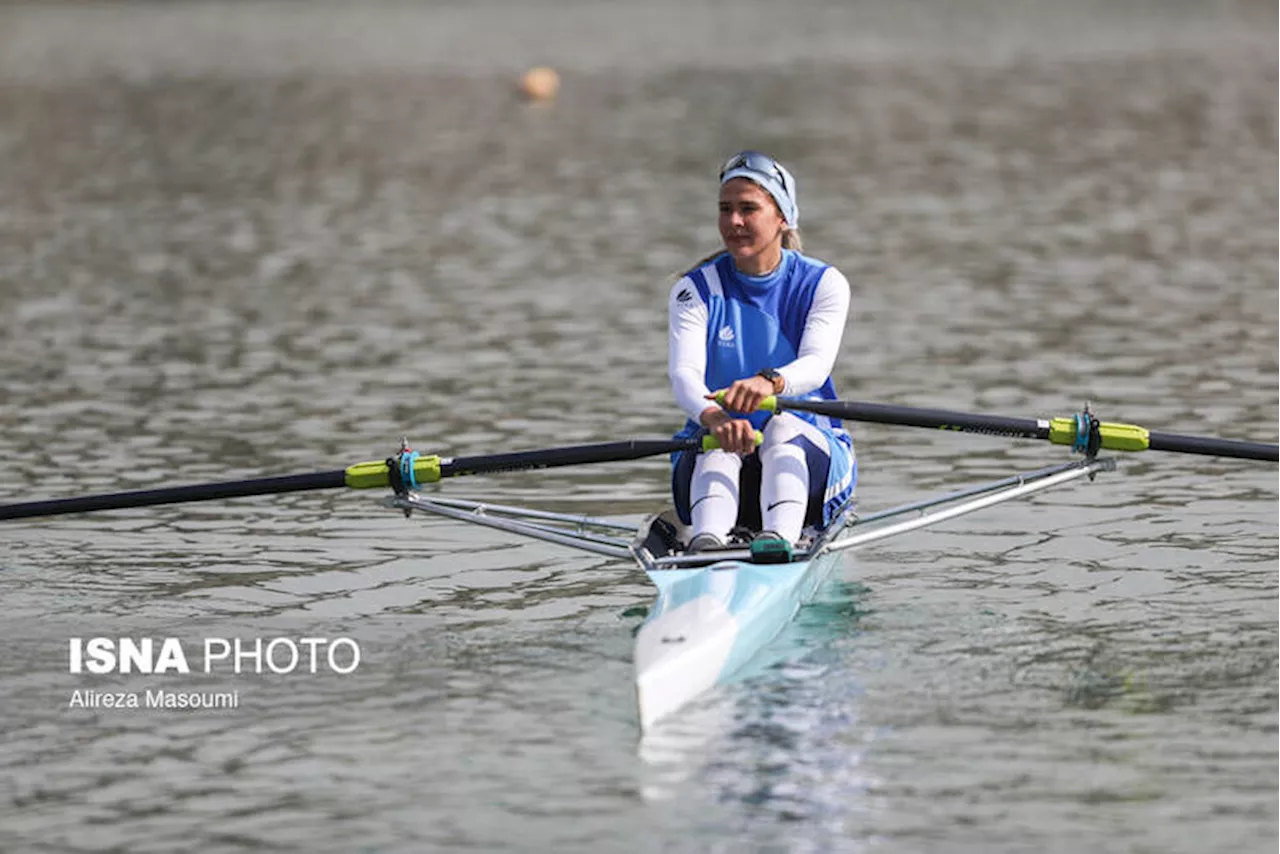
left=699, top=407, right=757, bottom=455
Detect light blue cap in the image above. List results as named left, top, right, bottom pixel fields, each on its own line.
left=719, top=150, right=799, bottom=227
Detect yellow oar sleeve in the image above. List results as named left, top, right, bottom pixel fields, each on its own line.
left=1047, top=418, right=1150, bottom=452
left=344, top=455, right=443, bottom=489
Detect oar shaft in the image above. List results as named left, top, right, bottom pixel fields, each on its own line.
left=0, top=471, right=347, bottom=521
left=782, top=399, right=1048, bottom=440
left=1147, top=431, right=1277, bottom=462
left=440, top=438, right=703, bottom=478
left=764, top=396, right=1278, bottom=462
left=0, top=436, right=712, bottom=521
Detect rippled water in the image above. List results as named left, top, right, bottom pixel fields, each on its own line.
left=1, top=1, right=1276, bottom=852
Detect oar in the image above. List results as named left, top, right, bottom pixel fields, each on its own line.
left=0, top=436, right=720, bottom=521
left=741, top=395, right=1278, bottom=462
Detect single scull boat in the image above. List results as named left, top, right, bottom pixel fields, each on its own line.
left=391, top=456, right=1113, bottom=729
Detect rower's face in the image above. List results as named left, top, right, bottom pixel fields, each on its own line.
left=718, top=178, right=785, bottom=265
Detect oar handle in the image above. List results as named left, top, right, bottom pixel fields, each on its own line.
left=712, top=433, right=764, bottom=450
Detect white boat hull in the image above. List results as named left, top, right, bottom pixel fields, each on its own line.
left=634, top=550, right=843, bottom=730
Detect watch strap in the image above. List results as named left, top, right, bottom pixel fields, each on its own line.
left=756, top=368, right=785, bottom=395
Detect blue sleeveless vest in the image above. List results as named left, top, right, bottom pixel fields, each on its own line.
left=681, top=249, right=845, bottom=434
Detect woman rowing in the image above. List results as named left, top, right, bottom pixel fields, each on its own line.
left=668, top=150, right=856, bottom=557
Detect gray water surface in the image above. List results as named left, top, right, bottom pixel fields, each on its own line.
left=0, top=2, right=1276, bottom=852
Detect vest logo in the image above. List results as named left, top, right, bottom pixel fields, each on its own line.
left=676, top=288, right=692, bottom=303
left=717, top=325, right=735, bottom=344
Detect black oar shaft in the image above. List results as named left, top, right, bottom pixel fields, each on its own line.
left=441, top=439, right=699, bottom=478
left=0, top=470, right=348, bottom=521
left=0, top=437, right=706, bottom=521
left=773, top=397, right=1278, bottom=462
left=780, top=399, right=1049, bottom=440
left=1148, top=431, right=1277, bottom=461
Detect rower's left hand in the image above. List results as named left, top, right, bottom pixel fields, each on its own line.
left=709, top=375, right=775, bottom=415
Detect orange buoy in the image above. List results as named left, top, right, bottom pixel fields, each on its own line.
left=518, top=66, right=560, bottom=102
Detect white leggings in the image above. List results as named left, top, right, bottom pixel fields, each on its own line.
left=689, top=413, right=832, bottom=543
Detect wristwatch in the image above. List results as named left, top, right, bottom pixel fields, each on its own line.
left=756, top=368, right=785, bottom=395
